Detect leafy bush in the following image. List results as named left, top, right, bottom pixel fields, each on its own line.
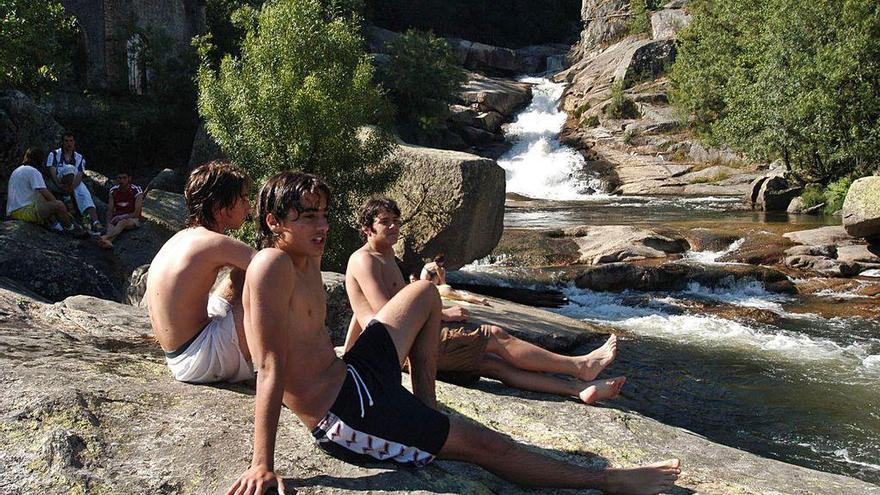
left=671, top=0, right=880, bottom=183
left=0, top=0, right=78, bottom=92
left=195, top=0, right=396, bottom=270
left=627, top=0, right=651, bottom=35
left=799, top=184, right=825, bottom=209
left=823, top=177, right=852, bottom=215
left=386, top=29, right=466, bottom=131
left=582, top=114, right=600, bottom=127
left=605, top=81, right=640, bottom=119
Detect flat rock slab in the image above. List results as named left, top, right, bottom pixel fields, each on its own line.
left=784, top=225, right=858, bottom=247
left=2, top=286, right=877, bottom=494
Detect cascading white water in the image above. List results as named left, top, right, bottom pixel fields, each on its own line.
left=498, top=77, right=606, bottom=200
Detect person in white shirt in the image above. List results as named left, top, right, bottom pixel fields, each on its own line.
left=7, top=147, right=74, bottom=232
left=46, top=132, right=103, bottom=232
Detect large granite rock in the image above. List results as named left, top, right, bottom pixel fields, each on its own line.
left=0, top=221, right=124, bottom=302
left=142, top=189, right=187, bottom=240
left=2, top=285, right=877, bottom=495
left=388, top=143, right=505, bottom=276
left=842, top=177, right=880, bottom=239
left=459, top=73, right=532, bottom=117
left=146, top=168, right=186, bottom=194
left=323, top=271, right=352, bottom=345
left=572, top=0, right=630, bottom=61
left=651, top=9, right=692, bottom=39
left=0, top=90, right=63, bottom=179
left=782, top=225, right=880, bottom=276
left=563, top=225, right=689, bottom=264
left=749, top=176, right=802, bottom=212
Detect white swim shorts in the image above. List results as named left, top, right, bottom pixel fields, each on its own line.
left=164, top=296, right=254, bottom=383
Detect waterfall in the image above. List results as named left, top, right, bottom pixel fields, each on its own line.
left=498, top=77, right=606, bottom=200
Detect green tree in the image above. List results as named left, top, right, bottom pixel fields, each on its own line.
left=671, top=0, right=880, bottom=183
left=196, top=0, right=396, bottom=269
left=0, top=0, right=78, bottom=92
left=385, top=29, right=466, bottom=131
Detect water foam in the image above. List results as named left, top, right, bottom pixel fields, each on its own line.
left=498, top=77, right=605, bottom=200
left=683, top=238, right=744, bottom=264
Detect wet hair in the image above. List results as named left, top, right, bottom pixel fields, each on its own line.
left=256, top=170, right=332, bottom=249
left=184, top=160, right=250, bottom=229
left=433, top=253, right=446, bottom=263
left=356, top=195, right=401, bottom=241
left=22, top=147, right=45, bottom=166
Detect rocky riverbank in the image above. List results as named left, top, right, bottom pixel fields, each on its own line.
left=3, top=283, right=878, bottom=495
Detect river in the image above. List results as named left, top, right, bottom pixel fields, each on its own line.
left=463, top=77, right=880, bottom=484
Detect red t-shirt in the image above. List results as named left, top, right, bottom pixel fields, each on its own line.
left=110, top=184, right=144, bottom=219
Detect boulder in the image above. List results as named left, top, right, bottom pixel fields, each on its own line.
left=718, top=231, right=793, bottom=265
left=752, top=176, right=802, bottom=212
left=0, top=221, right=124, bottom=302
left=575, top=262, right=796, bottom=293
left=681, top=228, right=741, bottom=252
left=388, top=143, right=505, bottom=276
left=783, top=225, right=856, bottom=247
left=146, top=168, right=186, bottom=193
left=3, top=286, right=878, bottom=495
left=573, top=0, right=630, bottom=59
left=459, top=73, right=532, bottom=117
left=322, top=271, right=352, bottom=346
left=562, top=225, right=689, bottom=264
left=188, top=121, right=225, bottom=169
left=0, top=90, right=63, bottom=179
left=109, top=223, right=165, bottom=280
left=127, top=264, right=150, bottom=307
left=142, top=189, right=187, bottom=240
left=688, top=142, right=743, bottom=165
left=651, top=9, right=692, bottom=39
left=620, top=40, right=677, bottom=88
left=83, top=170, right=113, bottom=203
left=786, top=197, right=824, bottom=215
left=842, top=176, right=880, bottom=239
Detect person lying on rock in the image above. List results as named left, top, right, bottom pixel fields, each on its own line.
left=228, top=171, right=680, bottom=495
left=420, top=253, right=448, bottom=284
left=344, top=195, right=625, bottom=405
left=147, top=160, right=256, bottom=384
left=97, top=171, right=144, bottom=250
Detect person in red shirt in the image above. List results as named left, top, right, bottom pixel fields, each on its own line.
left=98, top=172, right=144, bottom=249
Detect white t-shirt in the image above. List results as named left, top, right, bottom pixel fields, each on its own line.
left=6, top=165, right=47, bottom=215
left=46, top=149, right=85, bottom=180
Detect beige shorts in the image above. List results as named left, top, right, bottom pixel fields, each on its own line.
left=432, top=325, right=491, bottom=385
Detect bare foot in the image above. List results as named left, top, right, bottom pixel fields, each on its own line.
left=576, top=334, right=618, bottom=381
left=604, top=459, right=681, bottom=495
left=579, top=376, right=626, bottom=404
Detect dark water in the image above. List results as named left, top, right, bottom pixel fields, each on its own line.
left=467, top=198, right=880, bottom=484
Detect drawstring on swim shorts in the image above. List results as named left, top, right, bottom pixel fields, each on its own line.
left=346, top=364, right=374, bottom=418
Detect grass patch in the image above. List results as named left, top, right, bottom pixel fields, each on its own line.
left=605, top=81, right=641, bottom=119
left=689, top=172, right=730, bottom=184
left=581, top=114, right=600, bottom=127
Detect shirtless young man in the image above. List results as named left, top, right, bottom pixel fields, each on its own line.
left=344, top=196, right=625, bottom=404
left=229, top=172, right=680, bottom=495
left=147, top=161, right=256, bottom=383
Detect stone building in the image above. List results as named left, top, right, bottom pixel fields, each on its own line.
left=60, top=0, right=206, bottom=93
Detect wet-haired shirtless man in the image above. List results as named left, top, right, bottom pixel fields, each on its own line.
left=228, top=170, right=681, bottom=495
left=147, top=161, right=255, bottom=383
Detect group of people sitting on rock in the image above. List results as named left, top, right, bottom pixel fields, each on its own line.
left=5, top=132, right=143, bottom=248
left=147, top=161, right=681, bottom=495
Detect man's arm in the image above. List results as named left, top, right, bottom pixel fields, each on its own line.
left=227, top=250, right=290, bottom=495
left=348, top=252, right=395, bottom=329
left=210, top=234, right=257, bottom=272
left=36, top=188, right=58, bottom=203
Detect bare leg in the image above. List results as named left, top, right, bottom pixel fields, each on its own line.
left=102, top=218, right=138, bottom=243
left=373, top=280, right=442, bottom=408
left=485, top=327, right=617, bottom=382
left=440, top=416, right=680, bottom=493
left=36, top=198, right=72, bottom=227
left=479, top=356, right=626, bottom=404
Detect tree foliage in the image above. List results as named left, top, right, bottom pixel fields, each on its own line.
left=386, top=29, right=466, bottom=131
left=671, top=0, right=880, bottom=183
left=196, top=0, right=396, bottom=269
left=0, top=0, right=78, bottom=92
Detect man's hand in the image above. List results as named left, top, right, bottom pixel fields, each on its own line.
left=226, top=466, right=286, bottom=495
left=442, top=306, right=468, bottom=322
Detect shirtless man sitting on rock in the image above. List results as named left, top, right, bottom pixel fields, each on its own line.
left=344, top=196, right=625, bottom=404
left=147, top=161, right=256, bottom=384
left=228, top=172, right=680, bottom=495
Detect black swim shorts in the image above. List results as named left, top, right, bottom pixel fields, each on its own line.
left=311, top=320, right=451, bottom=467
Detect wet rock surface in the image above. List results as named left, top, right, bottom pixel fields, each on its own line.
left=2, top=284, right=878, bottom=495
